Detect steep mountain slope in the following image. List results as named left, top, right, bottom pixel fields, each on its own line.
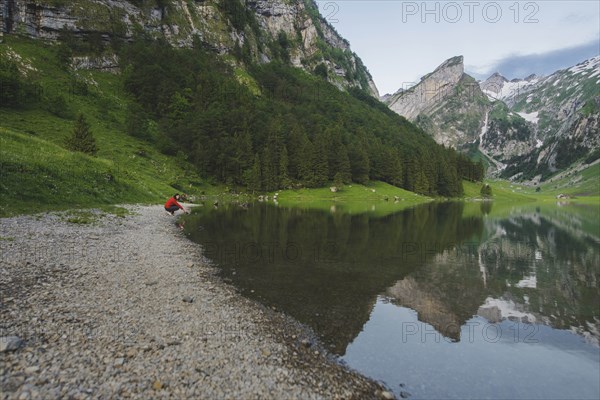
left=493, top=56, right=600, bottom=180
left=383, top=56, right=534, bottom=166
left=384, top=55, right=599, bottom=182
left=0, top=0, right=378, bottom=96
left=386, top=56, right=465, bottom=121
left=384, top=56, right=487, bottom=148
left=480, top=72, right=540, bottom=107
left=1, top=10, right=484, bottom=207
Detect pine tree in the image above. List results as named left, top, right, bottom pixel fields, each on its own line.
left=233, top=130, right=253, bottom=184
left=480, top=184, right=493, bottom=198
left=333, top=172, right=345, bottom=190
left=299, top=134, right=314, bottom=184
left=286, top=125, right=305, bottom=179
left=310, top=132, right=329, bottom=187
left=279, top=146, right=292, bottom=189
left=65, top=114, right=97, bottom=155
left=414, top=169, right=429, bottom=195
left=349, top=143, right=370, bottom=184
left=246, top=153, right=262, bottom=193
left=380, top=148, right=403, bottom=187
left=332, top=145, right=352, bottom=183
left=263, top=125, right=283, bottom=191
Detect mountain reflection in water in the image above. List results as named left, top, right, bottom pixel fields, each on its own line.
left=185, top=201, right=599, bottom=398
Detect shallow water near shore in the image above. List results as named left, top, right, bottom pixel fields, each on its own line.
left=185, top=201, right=600, bottom=399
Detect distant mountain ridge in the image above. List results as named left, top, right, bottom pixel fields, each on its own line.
left=383, top=55, right=600, bottom=182
left=480, top=72, right=540, bottom=106
left=497, top=55, right=600, bottom=180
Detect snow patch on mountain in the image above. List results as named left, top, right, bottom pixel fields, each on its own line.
left=568, top=56, right=600, bottom=75
left=517, top=111, right=539, bottom=124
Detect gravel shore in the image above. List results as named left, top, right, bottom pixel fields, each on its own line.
left=1, top=205, right=390, bottom=399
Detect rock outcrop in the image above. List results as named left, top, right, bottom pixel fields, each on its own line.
left=496, top=56, right=600, bottom=179
left=384, top=54, right=599, bottom=180
left=385, top=55, right=465, bottom=121
left=384, top=56, right=493, bottom=149
left=1, top=0, right=379, bottom=97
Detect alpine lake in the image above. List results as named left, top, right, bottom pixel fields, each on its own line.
left=183, top=199, right=599, bottom=400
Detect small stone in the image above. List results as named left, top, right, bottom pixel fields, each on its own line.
left=152, top=380, right=163, bottom=390
left=25, top=366, right=40, bottom=374
left=0, top=336, right=23, bottom=352
left=114, top=358, right=125, bottom=366
left=126, top=349, right=137, bottom=358
left=182, top=296, right=194, bottom=303
left=301, top=339, right=311, bottom=348
left=400, top=391, right=411, bottom=398
left=382, top=391, right=395, bottom=399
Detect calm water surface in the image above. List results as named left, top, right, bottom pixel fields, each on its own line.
left=185, top=201, right=600, bottom=399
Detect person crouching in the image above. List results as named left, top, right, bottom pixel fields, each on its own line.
left=164, top=193, right=188, bottom=215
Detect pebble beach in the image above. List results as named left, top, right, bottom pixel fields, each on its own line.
left=0, top=205, right=391, bottom=399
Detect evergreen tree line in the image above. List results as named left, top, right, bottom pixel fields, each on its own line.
left=120, top=37, right=484, bottom=196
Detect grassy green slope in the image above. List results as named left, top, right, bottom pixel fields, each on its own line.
left=0, top=37, right=207, bottom=216
left=463, top=160, right=599, bottom=202
left=274, top=181, right=431, bottom=215
left=2, top=36, right=596, bottom=218
left=538, top=163, right=600, bottom=199
left=462, top=180, right=535, bottom=202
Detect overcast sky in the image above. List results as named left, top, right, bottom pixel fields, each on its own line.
left=316, top=1, right=600, bottom=95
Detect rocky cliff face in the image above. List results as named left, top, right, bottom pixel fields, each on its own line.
left=384, top=54, right=599, bottom=180
left=383, top=56, right=507, bottom=151
left=479, top=102, right=535, bottom=165
left=385, top=55, right=465, bottom=121
left=1, top=0, right=378, bottom=96
left=495, top=56, right=600, bottom=180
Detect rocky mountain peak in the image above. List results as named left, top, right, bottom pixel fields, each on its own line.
left=481, top=72, right=509, bottom=95
left=488, top=72, right=508, bottom=81
left=434, top=55, right=464, bottom=73
left=383, top=53, right=599, bottom=182
left=384, top=55, right=465, bottom=120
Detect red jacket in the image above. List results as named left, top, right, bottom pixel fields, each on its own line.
left=165, top=197, right=183, bottom=209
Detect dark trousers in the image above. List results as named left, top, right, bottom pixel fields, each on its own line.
left=165, top=206, right=180, bottom=213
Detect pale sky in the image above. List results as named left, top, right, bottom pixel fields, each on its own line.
left=316, top=1, right=600, bottom=95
